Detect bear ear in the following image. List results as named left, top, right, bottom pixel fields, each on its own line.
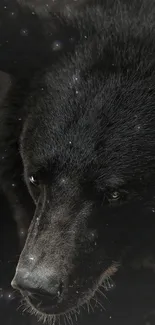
left=0, top=71, right=12, bottom=105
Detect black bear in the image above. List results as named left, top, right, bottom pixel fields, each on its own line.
left=0, top=0, right=155, bottom=323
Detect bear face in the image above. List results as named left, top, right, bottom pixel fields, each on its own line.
left=12, top=58, right=155, bottom=320
left=10, top=0, right=155, bottom=322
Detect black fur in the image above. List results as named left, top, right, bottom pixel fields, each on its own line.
left=1, top=0, right=155, bottom=322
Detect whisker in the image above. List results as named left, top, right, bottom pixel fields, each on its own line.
left=94, top=297, right=106, bottom=312
left=97, top=288, right=108, bottom=300
left=89, top=300, right=94, bottom=313
left=86, top=301, right=90, bottom=314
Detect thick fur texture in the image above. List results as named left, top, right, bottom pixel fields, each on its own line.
left=1, top=0, right=155, bottom=323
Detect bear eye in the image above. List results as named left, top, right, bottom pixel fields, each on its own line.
left=29, top=175, right=39, bottom=187
left=105, top=190, right=121, bottom=204
left=111, top=191, right=120, bottom=200
left=106, top=189, right=129, bottom=205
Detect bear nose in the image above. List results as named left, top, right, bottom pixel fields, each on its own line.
left=11, top=268, right=64, bottom=311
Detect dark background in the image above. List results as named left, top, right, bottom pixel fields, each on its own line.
left=1, top=0, right=155, bottom=324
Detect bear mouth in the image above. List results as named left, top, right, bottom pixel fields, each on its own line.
left=24, top=291, right=61, bottom=314
left=21, top=263, right=119, bottom=322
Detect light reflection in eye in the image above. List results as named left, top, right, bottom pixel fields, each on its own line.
left=29, top=176, right=36, bottom=184
left=111, top=191, right=120, bottom=200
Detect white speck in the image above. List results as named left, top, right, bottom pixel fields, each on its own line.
left=76, top=290, right=79, bottom=293
left=29, top=256, right=35, bottom=261
left=84, top=35, right=88, bottom=39
left=69, top=141, right=72, bottom=145
left=136, top=125, right=141, bottom=130
left=32, top=11, right=35, bottom=15
left=41, top=87, right=44, bottom=91
left=12, top=183, right=16, bottom=187
left=36, top=217, right=39, bottom=221
left=1, top=156, right=5, bottom=160
left=20, top=28, right=29, bottom=37
left=0, top=288, right=3, bottom=299
left=69, top=37, right=75, bottom=43
left=75, top=90, right=79, bottom=94
left=60, top=178, right=67, bottom=185
left=109, top=316, right=112, bottom=319
left=4, top=6, right=7, bottom=9
left=18, top=117, right=22, bottom=121
left=19, top=229, right=26, bottom=237
left=94, top=242, right=97, bottom=246
left=152, top=208, right=155, bottom=213
left=72, top=71, right=80, bottom=84
left=72, top=75, right=79, bottom=82
left=52, top=40, right=63, bottom=51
